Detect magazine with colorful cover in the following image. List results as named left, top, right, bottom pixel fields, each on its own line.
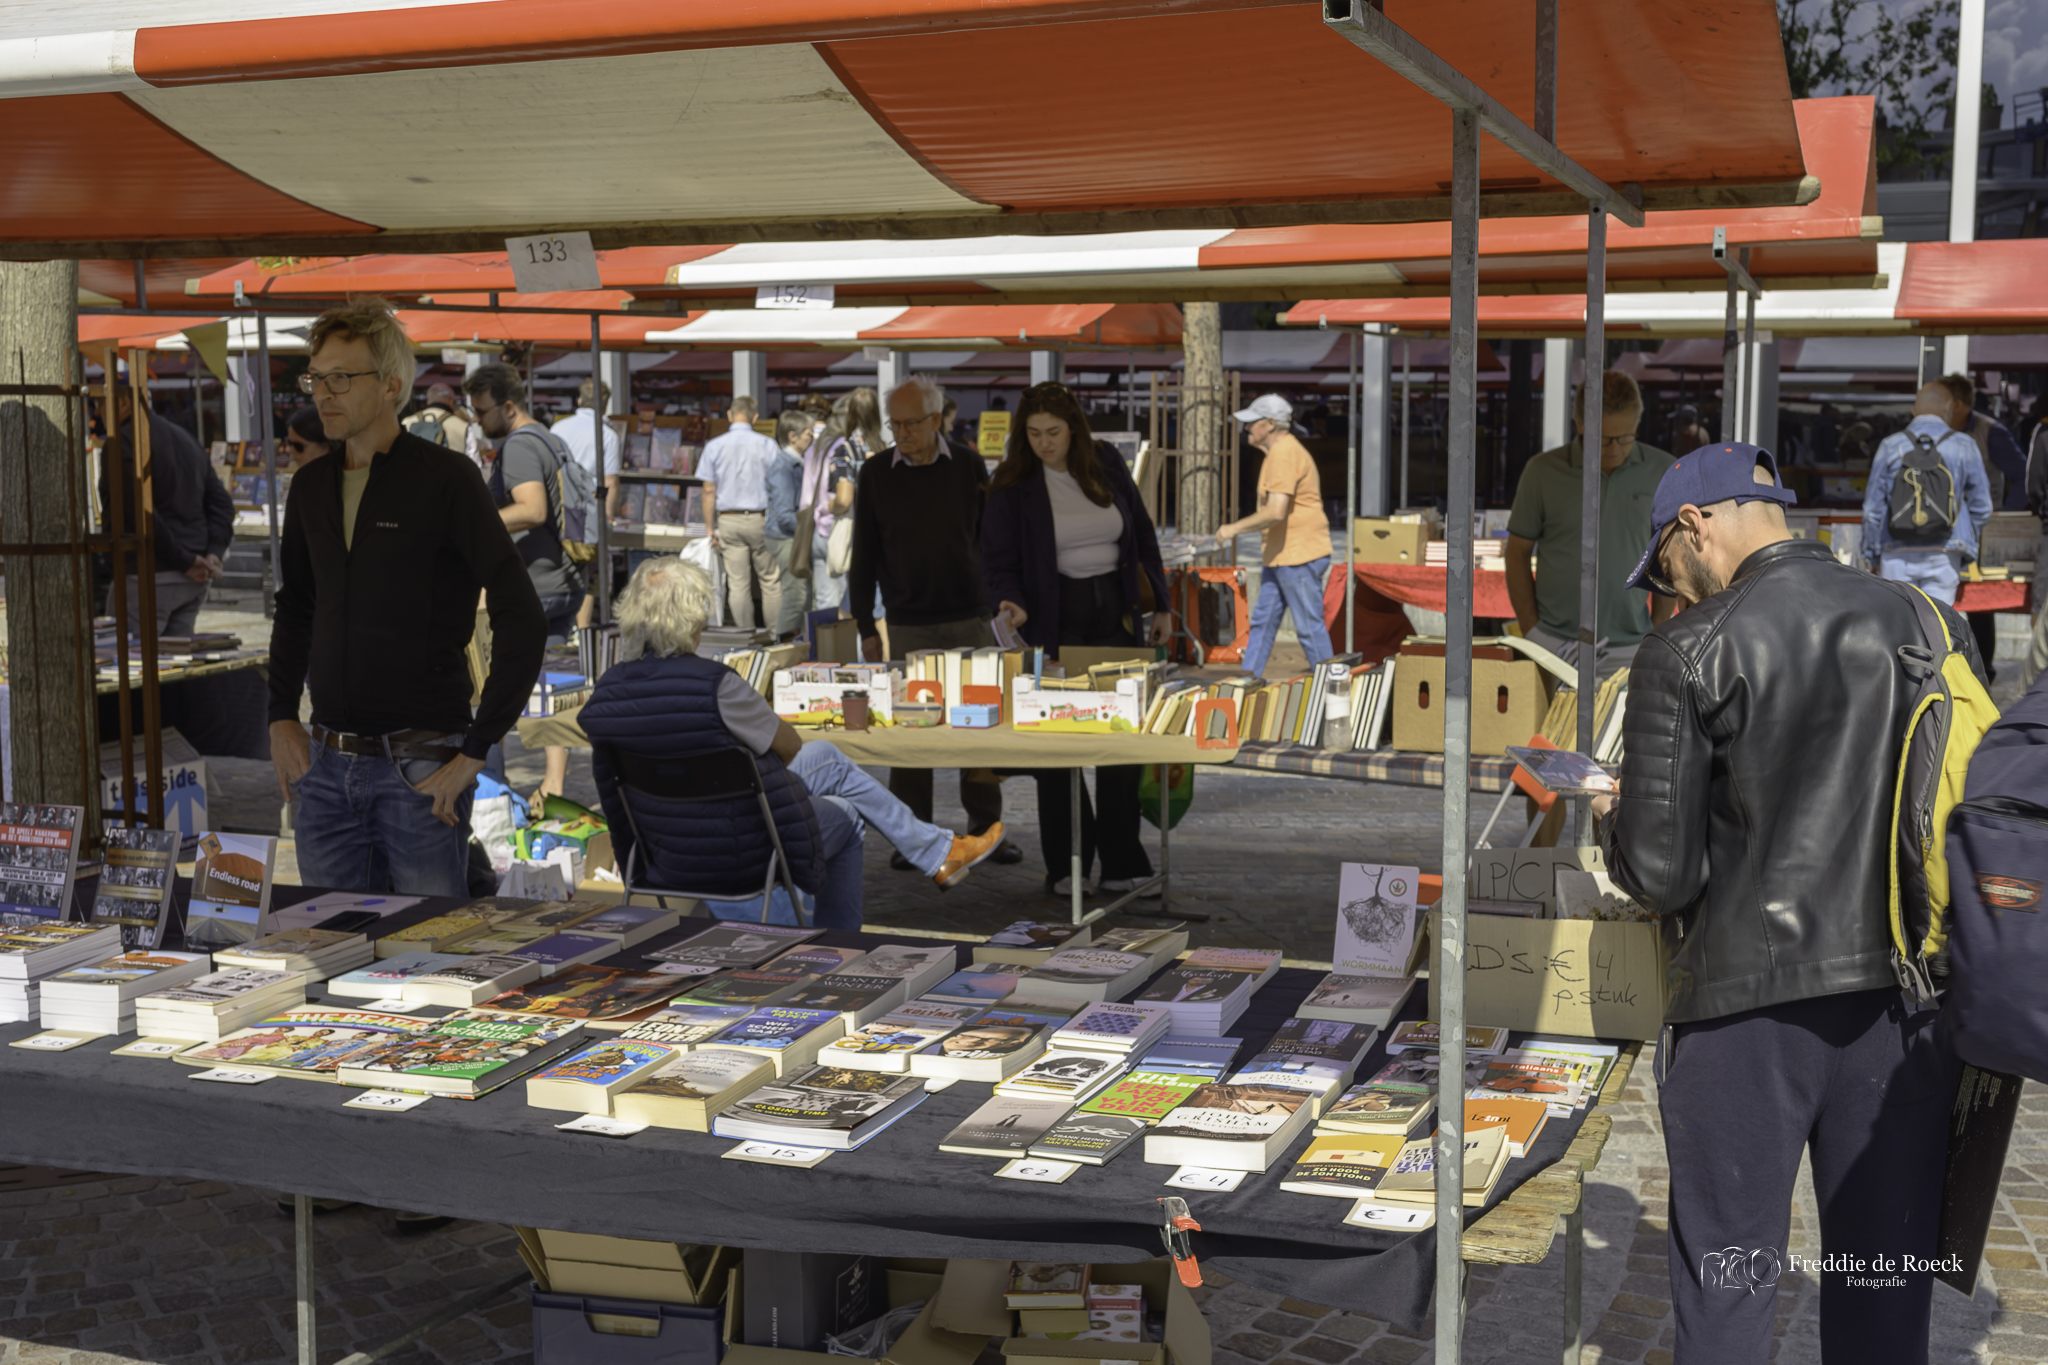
left=645, top=922, right=821, bottom=969
left=89, top=824, right=178, bottom=948
left=1075, top=1069, right=1207, bottom=1122
left=820, top=1001, right=983, bottom=1071
left=184, top=831, right=277, bottom=949
left=480, top=965, right=692, bottom=1024
left=335, top=1009, right=586, bottom=1097
left=618, top=1003, right=755, bottom=1048
left=0, top=804, right=83, bottom=929
left=174, top=1006, right=430, bottom=1080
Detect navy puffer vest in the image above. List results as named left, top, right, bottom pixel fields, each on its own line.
left=579, top=652, right=822, bottom=895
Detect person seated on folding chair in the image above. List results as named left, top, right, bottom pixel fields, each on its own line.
left=578, top=556, right=1005, bottom=929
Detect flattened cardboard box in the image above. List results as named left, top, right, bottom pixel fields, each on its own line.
left=1389, top=654, right=1546, bottom=757
left=1427, top=911, right=1668, bottom=1041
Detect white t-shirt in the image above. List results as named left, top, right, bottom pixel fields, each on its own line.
left=553, top=407, right=622, bottom=480
left=1045, top=468, right=1124, bottom=579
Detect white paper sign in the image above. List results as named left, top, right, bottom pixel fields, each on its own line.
left=114, top=1039, right=187, bottom=1057
left=1164, top=1166, right=1245, bottom=1192
left=722, top=1140, right=833, bottom=1168
left=755, top=283, right=835, bottom=311
left=190, top=1067, right=271, bottom=1085
left=360, top=998, right=422, bottom=1013
left=9, top=1031, right=96, bottom=1051
left=556, top=1114, right=647, bottom=1138
left=1345, top=1200, right=1434, bottom=1230
left=922, top=1077, right=958, bottom=1092
left=995, top=1158, right=1080, bottom=1184
left=506, top=231, right=602, bottom=293
left=344, top=1090, right=430, bottom=1112
left=650, top=962, right=720, bottom=978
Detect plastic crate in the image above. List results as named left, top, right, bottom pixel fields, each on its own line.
left=531, top=1287, right=724, bottom=1365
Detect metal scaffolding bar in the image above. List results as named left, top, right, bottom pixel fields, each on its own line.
left=1575, top=206, right=1606, bottom=843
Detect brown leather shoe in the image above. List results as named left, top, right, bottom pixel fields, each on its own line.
left=933, top=822, right=1006, bottom=889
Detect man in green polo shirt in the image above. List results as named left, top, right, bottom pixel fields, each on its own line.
left=1505, top=369, right=1675, bottom=676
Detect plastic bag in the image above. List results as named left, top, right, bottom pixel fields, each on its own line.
left=1140, top=761, right=1194, bottom=831
left=826, top=1301, right=925, bottom=1358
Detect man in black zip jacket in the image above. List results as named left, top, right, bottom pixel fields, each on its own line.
left=267, top=299, right=545, bottom=896
left=1594, top=443, right=1981, bottom=1365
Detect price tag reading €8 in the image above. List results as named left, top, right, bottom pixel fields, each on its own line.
left=505, top=231, right=601, bottom=294
left=1165, top=1166, right=1246, bottom=1192
left=344, top=1090, right=430, bottom=1112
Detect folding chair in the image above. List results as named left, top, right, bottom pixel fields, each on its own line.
left=597, top=744, right=809, bottom=926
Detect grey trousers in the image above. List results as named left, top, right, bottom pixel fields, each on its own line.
left=884, top=616, right=1004, bottom=833
left=717, top=511, right=784, bottom=632
left=109, top=576, right=209, bottom=638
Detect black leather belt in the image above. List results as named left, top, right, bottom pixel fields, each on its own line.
left=314, top=728, right=461, bottom=763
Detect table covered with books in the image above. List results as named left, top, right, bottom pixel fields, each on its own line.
left=0, top=895, right=1623, bottom=1333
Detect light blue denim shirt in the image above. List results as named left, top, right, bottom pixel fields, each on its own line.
left=1861, top=414, right=1993, bottom=562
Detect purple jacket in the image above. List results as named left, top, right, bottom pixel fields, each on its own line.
left=981, top=443, right=1170, bottom=649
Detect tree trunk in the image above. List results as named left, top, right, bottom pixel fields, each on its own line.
left=1180, top=301, right=1223, bottom=534
left=0, top=259, right=99, bottom=826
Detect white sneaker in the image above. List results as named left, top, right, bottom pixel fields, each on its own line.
left=1099, top=877, right=1163, bottom=899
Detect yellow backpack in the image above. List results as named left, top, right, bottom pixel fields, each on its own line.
left=1889, top=584, right=2000, bottom=1004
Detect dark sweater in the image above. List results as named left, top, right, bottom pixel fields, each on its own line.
left=99, top=412, right=234, bottom=574
left=267, top=432, right=546, bottom=759
left=847, top=444, right=990, bottom=637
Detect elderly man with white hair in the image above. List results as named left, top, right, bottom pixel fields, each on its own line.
left=577, top=556, right=1004, bottom=928
left=847, top=373, right=1020, bottom=866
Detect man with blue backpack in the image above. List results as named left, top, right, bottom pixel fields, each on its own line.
left=1594, top=442, right=1987, bottom=1365
left=1862, top=381, right=1994, bottom=607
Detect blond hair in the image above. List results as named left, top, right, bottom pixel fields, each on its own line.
left=1575, top=368, right=1643, bottom=419
left=307, top=297, right=414, bottom=409
left=615, top=556, right=714, bottom=661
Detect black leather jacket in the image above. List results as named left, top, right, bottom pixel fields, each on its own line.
left=1601, top=539, right=1983, bottom=1023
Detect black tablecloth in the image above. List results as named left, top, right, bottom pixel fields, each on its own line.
left=0, top=896, right=1592, bottom=1331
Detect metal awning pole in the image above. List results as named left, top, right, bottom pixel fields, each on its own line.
left=1739, top=249, right=1758, bottom=444
left=1436, top=102, right=1480, bottom=1365
left=257, top=315, right=281, bottom=622
left=592, top=314, right=612, bottom=624
left=1576, top=206, right=1606, bottom=843
left=1399, top=339, right=1411, bottom=509
left=1719, top=233, right=1739, bottom=444
left=1347, top=328, right=1359, bottom=653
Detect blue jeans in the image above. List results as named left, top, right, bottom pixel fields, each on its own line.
left=810, top=533, right=846, bottom=613
left=1242, top=556, right=1334, bottom=676
left=1878, top=549, right=1963, bottom=606
left=790, top=741, right=952, bottom=929
left=293, top=738, right=474, bottom=897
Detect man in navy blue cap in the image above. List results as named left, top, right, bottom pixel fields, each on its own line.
left=1593, top=442, right=1979, bottom=1365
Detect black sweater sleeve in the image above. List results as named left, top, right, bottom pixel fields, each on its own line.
left=449, top=462, right=547, bottom=758
left=200, top=465, right=234, bottom=559
left=848, top=459, right=882, bottom=640
left=266, top=476, right=317, bottom=726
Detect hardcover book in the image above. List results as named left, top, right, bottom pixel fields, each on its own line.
left=0, top=803, right=84, bottom=929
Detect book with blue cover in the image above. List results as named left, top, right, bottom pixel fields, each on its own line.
left=1137, top=1036, right=1244, bottom=1076
left=708, top=1005, right=846, bottom=1075
left=922, top=966, right=1021, bottom=1004
left=507, top=932, right=616, bottom=975
left=525, top=1038, right=678, bottom=1114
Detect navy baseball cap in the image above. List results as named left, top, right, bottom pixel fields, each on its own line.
left=1624, top=443, right=1797, bottom=592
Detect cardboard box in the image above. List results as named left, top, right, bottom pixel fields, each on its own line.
left=549, top=1261, right=709, bottom=1306
left=933, top=1259, right=1208, bottom=1365
left=1389, top=648, right=1547, bottom=756
left=773, top=668, right=908, bottom=726
left=723, top=1265, right=983, bottom=1365
left=1426, top=910, right=1668, bottom=1041
left=522, top=1231, right=735, bottom=1306
left=98, top=727, right=208, bottom=838
left=1467, top=846, right=1603, bottom=917
left=1351, top=518, right=1429, bottom=566
left=1011, top=676, right=1144, bottom=732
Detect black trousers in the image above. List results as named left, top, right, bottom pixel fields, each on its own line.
left=1036, top=572, right=1153, bottom=882
left=1660, top=986, right=1959, bottom=1365
left=884, top=618, right=1004, bottom=834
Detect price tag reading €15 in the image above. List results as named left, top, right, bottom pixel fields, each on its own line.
left=344, top=1090, right=430, bottom=1112
left=556, top=1114, right=648, bottom=1138
left=505, top=231, right=601, bottom=294
left=1165, top=1166, right=1246, bottom=1192
left=9, top=1031, right=96, bottom=1051
left=995, top=1158, right=1079, bottom=1185
left=190, top=1067, right=271, bottom=1085
left=721, top=1140, right=833, bottom=1169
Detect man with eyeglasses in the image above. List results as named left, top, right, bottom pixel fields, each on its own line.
left=1504, top=369, right=1675, bottom=677
left=97, top=370, right=233, bottom=637
left=849, top=374, right=1017, bottom=864
left=1592, top=443, right=1978, bottom=1364
left=268, top=298, right=545, bottom=899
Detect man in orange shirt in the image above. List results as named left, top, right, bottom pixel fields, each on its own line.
left=1218, top=394, right=1334, bottom=675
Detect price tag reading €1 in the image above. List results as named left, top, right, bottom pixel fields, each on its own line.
left=995, top=1158, right=1079, bottom=1185
left=722, top=1140, right=832, bottom=1169
left=556, top=1114, right=648, bottom=1138
left=1345, top=1200, right=1434, bottom=1231
left=190, top=1067, right=271, bottom=1085
left=1165, top=1166, right=1246, bottom=1192
left=344, top=1090, right=430, bottom=1112
left=505, top=231, right=601, bottom=294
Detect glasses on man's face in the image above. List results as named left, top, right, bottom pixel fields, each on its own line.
left=1599, top=432, right=1636, bottom=449
left=298, top=369, right=378, bottom=396
left=1642, top=508, right=1713, bottom=599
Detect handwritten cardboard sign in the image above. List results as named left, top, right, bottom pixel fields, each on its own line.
left=1429, top=911, right=1667, bottom=1040
left=1467, top=847, right=1603, bottom=915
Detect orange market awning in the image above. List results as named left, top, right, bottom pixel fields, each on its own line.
left=7, top=0, right=1807, bottom=257
left=392, top=292, right=693, bottom=348
left=1894, top=240, right=2048, bottom=331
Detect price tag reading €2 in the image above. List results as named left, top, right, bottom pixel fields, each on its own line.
left=1165, top=1166, right=1246, bottom=1192
left=344, top=1090, right=430, bottom=1112
left=722, top=1140, right=833, bottom=1169
left=505, top=231, right=601, bottom=294
left=995, top=1158, right=1079, bottom=1185
left=556, top=1114, right=648, bottom=1138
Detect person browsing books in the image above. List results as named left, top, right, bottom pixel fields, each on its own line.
left=1214, top=394, right=1334, bottom=677
left=848, top=374, right=1019, bottom=867
left=576, top=556, right=1004, bottom=928
left=983, top=381, right=1170, bottom=899
left=698, top=395, right=786, bottom=633
left=268, top=299, right=546, bottom=898
left=1593, top=442, right=1980, bottom=1364
left=97, top=372, right=234, bottom=638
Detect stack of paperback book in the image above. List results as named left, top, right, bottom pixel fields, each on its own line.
left=644, top=922, right=824, bottom=970
left=972, top=920, right=1093, bottom=967
left=402, top=955, right=548, bottom=1008
left=1134, top=1036, right=1242, bottom=1079
left=992, top=1050, right=1128, bottom=1105
left=1131, top=947, right=1280, bottom=1036
left=607, top=1047, right=776, bottom=1130
left=172, top=1005, right=430, bottom=1080
left=478, top=965, right=694, bottom=1027
left=1225, top=1018, right=1379, bottom=1117
left=1140, top=1081, right=1314, bottom=1172
left=817, top=1000, right=987, bottom=1072
left=702, top=1005, right=847, bottom=1075
left=525, top=1038, right=681, bottom=1114
left=0, top=924, right=124, bottom=1022
left=712, top=1063, right=927, bottom=1150
left=133, top=967, right=308, bottom=1041
left=326, top=951, right=470, bottom=1000
left=213, top=926, right=373, bottom=980
left=38, top=950, right=210, bottom=1034
left=1011, top=948, right=1154, bottom=1006
left=1049, top=1001, right=1173, bottom=1058
left=908, top=1005, right=1070, bottom=1081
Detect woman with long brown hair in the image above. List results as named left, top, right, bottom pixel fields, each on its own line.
left=983, top=382, right=1170, bottom=898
